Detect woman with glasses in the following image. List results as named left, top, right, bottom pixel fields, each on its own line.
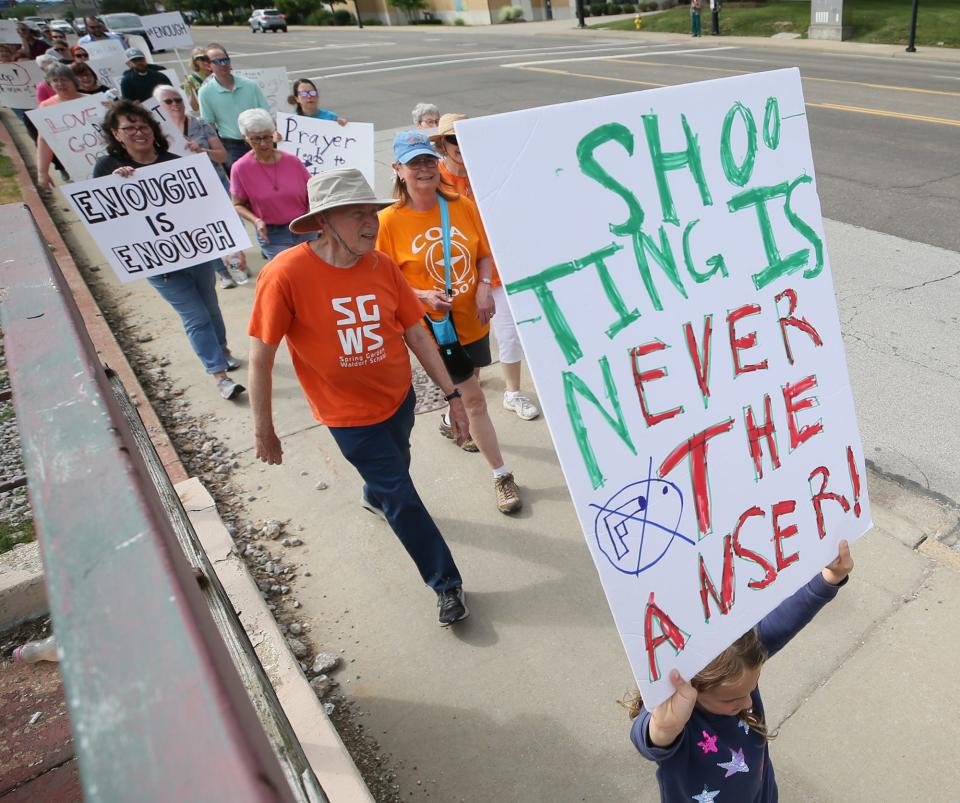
left=230, top=108, right=315, bottom=261
left=152, top=84, right=249, bottom=288
left=431, top=113, right=540, bottom=424
left=287, top=78, right=347, bottom=126
left=70, top=46, right=90, bottom=62
left=36, top=64, right=83, bottom=190
left=376, top=131, right=522, bottom=515
left=183, top=46, right=211, bottom=114
left=91, top=100, right=247, bottom=402
left=71, top=61, right=110, bottom=94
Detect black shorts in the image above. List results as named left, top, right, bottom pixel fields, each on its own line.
left=450, top=334, right=491, bottom=385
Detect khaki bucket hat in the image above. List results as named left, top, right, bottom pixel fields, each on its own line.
left=428, top=113, right=468, bottom=143
left=288, top=168, right=394, bottom=234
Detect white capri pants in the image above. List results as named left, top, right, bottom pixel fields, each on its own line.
left=491, top=284, right=524, bottom=365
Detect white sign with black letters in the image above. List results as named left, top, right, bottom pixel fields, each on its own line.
left=63, top=153, right=251, bottom=283
left=142, top=12, right=194, bottom=51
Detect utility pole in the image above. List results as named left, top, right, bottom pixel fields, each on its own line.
left=576, top=0, right=585, bottom=29
left=905, top=0, right=920, bottom=52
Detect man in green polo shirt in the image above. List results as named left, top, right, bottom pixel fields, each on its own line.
left=198, top=43, right=269, bottom=172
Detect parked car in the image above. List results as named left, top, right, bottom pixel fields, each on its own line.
left=49, top=19, right=74, bottom=35
left=72, top=18, right=86, bottom=35
left=101, top=13, right=158, bottom=52
left=249, top=9, right=287, bottom=33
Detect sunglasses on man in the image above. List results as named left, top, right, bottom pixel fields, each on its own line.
left=210, top=57, right=231, bottom=66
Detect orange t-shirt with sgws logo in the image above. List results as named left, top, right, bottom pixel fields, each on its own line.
left=376, top=195, right=493, bottom=347
left=247, top=243, right=424, bottom=428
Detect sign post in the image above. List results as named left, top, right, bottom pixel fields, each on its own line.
left=457, top=69, right=872, bottom=709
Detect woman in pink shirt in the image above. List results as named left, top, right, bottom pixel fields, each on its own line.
left=230, top=108, right=316, bottom=261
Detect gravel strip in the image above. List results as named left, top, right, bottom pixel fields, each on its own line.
left=0, top=337, right=34, bottom=554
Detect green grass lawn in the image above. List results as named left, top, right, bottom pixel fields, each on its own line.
left=595, top=1, right=960, bottom=48
left=0, top=142, right=20, bottom=204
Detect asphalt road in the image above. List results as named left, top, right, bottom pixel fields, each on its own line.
left=170, top=24, right=960, bottom=253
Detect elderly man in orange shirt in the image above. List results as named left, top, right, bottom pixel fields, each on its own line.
left=248, top=169, right=472, bottom=627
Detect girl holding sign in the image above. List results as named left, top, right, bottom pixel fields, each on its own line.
left=627, top=541, right=854, bottom=803
left=288, top=79, right=347, bottom=126
left=92, top=100, right=246, bottom=402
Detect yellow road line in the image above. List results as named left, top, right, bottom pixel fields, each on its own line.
left=513, top=66, right=960, bottom=128
left=607, top=58, right=960, bottom=98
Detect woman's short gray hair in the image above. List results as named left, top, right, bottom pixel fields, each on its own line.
left=237, top=108, right=275, bottom=136
left=411, top=102, right=439, bottom=125
left=36, top=53, right=59, bottom=71
left=45, top=63, right=79, bottom=88
left=153, top=84, right=185, bottom=104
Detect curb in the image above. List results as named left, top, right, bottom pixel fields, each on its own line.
left=0, top=116, right=185, bottom=624
left=178, top=478, right=374, bottom=803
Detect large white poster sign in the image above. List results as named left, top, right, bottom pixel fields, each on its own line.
left=0, top=60, right=43, bottom=110
left=457, top=69, right=871, bottom=709
left=276, top=112, right=374, bottom=187
left=142, top=12, right=194, bottom=51
left=27, top=92, right=111, bottom=181
left=85, top=38, right=127, bottom=68
left=63, top=154, right=251, bottom=283
left=235, top=67, right=290, bottom=114
left=0, top=20, right=20, bottom=45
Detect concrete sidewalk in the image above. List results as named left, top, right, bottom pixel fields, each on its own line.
left=32, top=134, right=960, bottom=803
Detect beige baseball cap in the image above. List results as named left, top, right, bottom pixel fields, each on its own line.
left=288, top=168, right=394, bottom=234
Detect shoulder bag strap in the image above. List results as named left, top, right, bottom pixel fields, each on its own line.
left=437, top=193, right=453, bottom=322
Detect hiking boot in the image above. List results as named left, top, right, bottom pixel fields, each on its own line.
left=503, top=392, right=540, bottom=421
left=437, top=587, right=468, bottom=626
left=217, top=376, right=246, bottom=400
left=361, top=493, right=387, bottom=523
left=439, top=415, right=479, bottom=452
left=494, top=472, right=522, bottom=514
left=218, top=272, right=237, bottom=290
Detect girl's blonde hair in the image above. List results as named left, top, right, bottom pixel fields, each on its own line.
left=621, top=628, right=774, bottom=742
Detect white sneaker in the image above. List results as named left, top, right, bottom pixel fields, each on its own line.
left=503, top=392, right=539, bottom=421
left=218, top=273, right=237, bottom=289
left=230, top=267, right=250, bottom=285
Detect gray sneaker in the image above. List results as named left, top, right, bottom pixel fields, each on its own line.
left=217, top=376, right=245, bottom=400
left=437, top=587, right=468, bottom=626
left=218, top=272, right=237, bottom=290
left=361, top=493, right=387, bottom=522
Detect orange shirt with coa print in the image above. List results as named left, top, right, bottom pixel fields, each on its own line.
left=376, top=195, right=493, bottom=347
left=248, top=243, right=424, bottom=427
left=438, top=162, right=501, bottom=288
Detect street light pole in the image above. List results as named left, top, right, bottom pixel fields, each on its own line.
left=576, top=0, right=585, bottom=29
left=905, top=0, right=919, bottom=52
left=354, top=0, right=363, bottom=28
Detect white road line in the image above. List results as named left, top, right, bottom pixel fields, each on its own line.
left=931, top=73, right=960, bottom=81
left=156, top=41, right=395, bottom=63
left=502, top=46, right=738, bottom=68
left=289, top=42, right=681, bottom=77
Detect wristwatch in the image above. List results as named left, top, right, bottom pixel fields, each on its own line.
left=444, top=389, right=462, bottom=402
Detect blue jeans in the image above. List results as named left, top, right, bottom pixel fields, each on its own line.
left=147, top=261, right=230, bottom=374
left=222, top=138, right=250, bottom=174
left=258, top=224, right=317, bottom=261
left=328, top=388, right=463, bottom=593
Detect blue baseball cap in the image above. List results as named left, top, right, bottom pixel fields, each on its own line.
left=393, top=130, right=438, bottom=164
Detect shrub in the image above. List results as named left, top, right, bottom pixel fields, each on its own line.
left=589, top=3, right=604, bottom=15
left=409, top=17, right=443, bottom=23
left=454, top=17, right=466, bottom=25
left=609, top=4, right=622, bottom=13
left=498, top=6, right=524, bottom=21
left=306, top=8, right=333, bottom=24
left=361, top=17, right=384, bottom=24
left=333, top=8, right=356, bottom=24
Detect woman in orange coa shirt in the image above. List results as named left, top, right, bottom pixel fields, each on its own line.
left=377, top=131, right=521, bottom=515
